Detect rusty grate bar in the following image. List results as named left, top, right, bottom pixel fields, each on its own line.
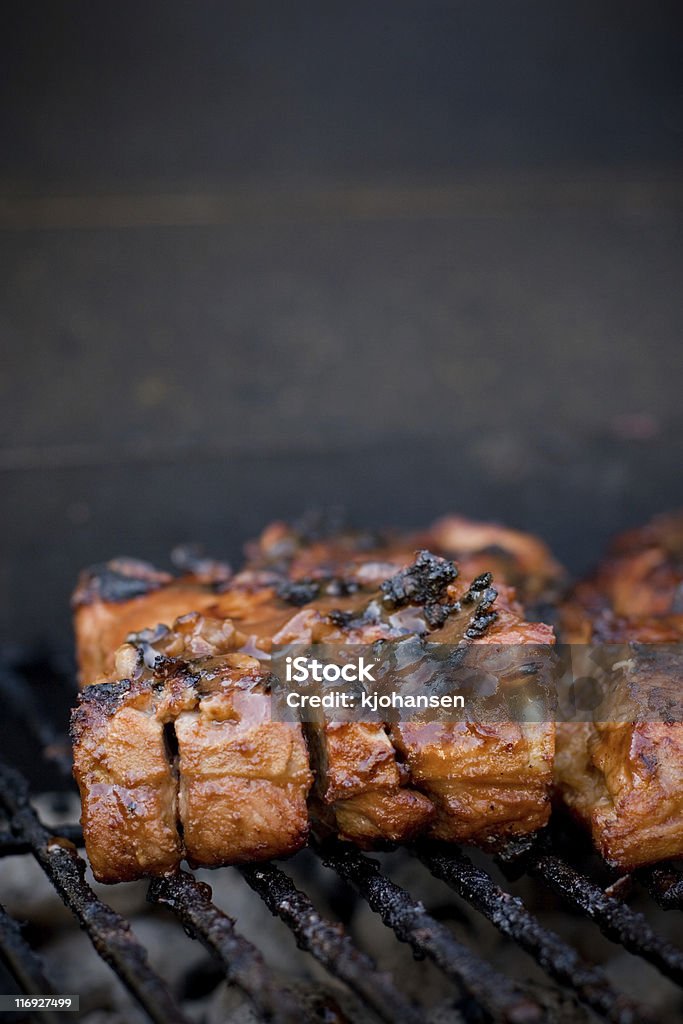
left=638, top=864, right=683, bottom=912
left=0, top=903, right=63, bottom=1024
left=0, top=824, right=83, bottom=857
left=313, top=839, right=545, bottom=1024
left=0, top=763, right=190, bottom=1024
left=416, top=843, right=651, bottom=1024
left=148, top=869, right=303, bottom=1024
left=526, top=851, right=683, bottom=987
left=240, top=860, right=422, bottom=1024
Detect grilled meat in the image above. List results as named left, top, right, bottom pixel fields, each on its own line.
left=71, top=672, right=182, bottom=883
left=568, top=511, right=683, bottom=622
left=72, top=614, right=312, bottom=882
left=73, top=556, right=289, bottom=684
left=246, top=514, right=565, bottom=610
left=385, top=564, right=555, bottom=847
left=556, top=513, right=683, bottom=870
left=75, top=512, right=563, bottom=685
left=72, top=518, right=560, bottom=879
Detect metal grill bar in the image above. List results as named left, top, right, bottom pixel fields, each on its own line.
left=240, top=860, right=422, bottom=1024
left=0, top=763, right=190, bottom=1024
left=0, top=903, right=62, bottom=1024
left=639, top=865, right=683, bottom=912
left=314, top=839, right=545, bottom=1024
left=528, top=852, right=683, bottom=987
left=148, top=869, right=302, bottom=1024
left=416, top=844, right=651, bottom=1024
left=0, top=824, right=83, bottom=857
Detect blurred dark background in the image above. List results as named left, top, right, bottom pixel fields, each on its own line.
left=1, top=1, right=682, bottom=656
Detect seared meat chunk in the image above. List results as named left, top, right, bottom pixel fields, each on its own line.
left=272, top=553, right=555, bottom=849
left=75, top=513, right=564, bottom=684
left=73, top=557, right=230, bottom=683
left=556, top=512, right=683, bottom=869
left=269, top=598, right=436, bottom=846
left=304, top=721, right=435, bottom=846
left=71, top=673, right=181, bottom=883
left=72, top=519, right=560, bottom=868
left=416, top=516, right=566, bottom=610
left=555, top=645, right=683, bottom=869
left=387, top=573, right=556, bottom=847
left=72, top=614, right=312, bottom=882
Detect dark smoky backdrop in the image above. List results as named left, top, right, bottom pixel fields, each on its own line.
left=1, top=1, right=682, bottom=655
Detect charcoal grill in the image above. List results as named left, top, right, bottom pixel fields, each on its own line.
left=1, top=652, right=682, bottom=1024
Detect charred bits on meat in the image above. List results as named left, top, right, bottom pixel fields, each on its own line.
left=380, top=550, right=462, bottom=628
left=462, top=572, right=499, bottom=638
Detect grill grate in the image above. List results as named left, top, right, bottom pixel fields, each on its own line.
left=0, top=652, right=682, bottom=1024
left=148, top=870, right=305, bottom=1024
left=497, top=842, right=683, bottom=987
left=0, top=764, right=190, bottom=1024
left=313, top=838, right=544, bottom=1023
left=417, top=844, right=645, bottom=1024
left=238, top=860, right=424, bottom=1024
left=0, top=902, right=61, bottom=1024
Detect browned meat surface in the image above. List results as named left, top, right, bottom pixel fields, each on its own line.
left=75, top=513, right=565, bottom=685
left=556, top=512, right=683, bottom=870
left=73, top=557, right=288, bottom=684
left=416, top=516, right=566, bottom=609
left=569, top=511, right=683, bottom=621
left=72, top=517, right=559, bottom=877
left=246, top=513, right=566, bottom=610
left=71, top=673, right=181, bottom=883
left=304, top=721, right=435, bottom=846
left=270, top=551, right=555, bottom=848
left=72, top=614, right=312, bottom=882
left=384, top=563, right=555, bottom=847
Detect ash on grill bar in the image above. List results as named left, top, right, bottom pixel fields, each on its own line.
left=2, top=512, right=683, bottom=1024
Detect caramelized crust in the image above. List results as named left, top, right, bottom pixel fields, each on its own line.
left=417, top=516, right=566, bottom=608
left=570, top=511, right=683, bottom=620
left=246, top=513, right=566, bottom=609
left=176, top=668, right=311, bottom=866
left=556, top=720, right=683, bottom=870
left=71, top=615, right=312, bottom=881
left=71, top=677, right=182, bottom=883
left=73, top=560, right=284, bottom=684
left=72, top=518, right=560, bottom=876
left=306, top=722, right=435, bottom=845
left=272, top=562, right=555, bottom=850
left=390, top=581, right=555, bottom=847
left=75, top=514, right=565, bottom=684
left=556, top=512, right=683, bottom=869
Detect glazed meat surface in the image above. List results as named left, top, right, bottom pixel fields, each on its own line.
left=260, top=550, right=555, bottom=849
left=246, top=513, right=565, bottom=610
left=73, top=556, right=289, bottom=685
left=72, top=614, right=312, bottom=882
left=75, top=512, right=564, bottom=685
left=383, top=560, right=555, bottom=846
left=556, top=512, right=683, bottom=870
left=71, top=673, right=181, bottom=883
left=568, top=511, right=683, bottom=622
left=72, top=517, right=559, bottom=878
